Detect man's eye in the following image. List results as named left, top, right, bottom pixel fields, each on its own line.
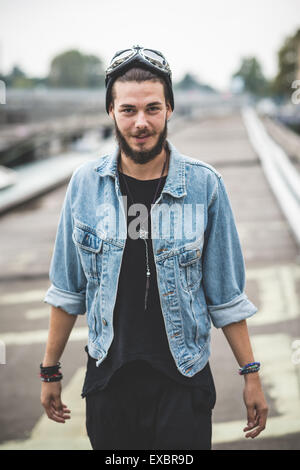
left=121, top=107, right=159, bottom=113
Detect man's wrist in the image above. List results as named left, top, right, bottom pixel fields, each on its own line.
left=42, top=361, right=59, bottom=367
left=244, top=371, right=260, bottom=382
left=40, top=361, right=63, bottom=383
left=42, top=354, right=61, bottom=367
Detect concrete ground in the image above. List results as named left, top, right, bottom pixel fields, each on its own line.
left=0, top=109, right=300, bottom=450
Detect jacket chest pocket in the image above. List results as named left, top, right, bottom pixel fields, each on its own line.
left=178, top=247, right=202, bottom=291
left=72, top=225, right=103, bottom=281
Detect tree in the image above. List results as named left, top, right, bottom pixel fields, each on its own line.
left=48, top=49, right=105, bottom=88
left=176, top=73, right=200, bottom=90
left=232, top=57, right=269, bottom=97
left=271, top=28, right=300, bottom=99
left=1, top=65, right=34, bottom=88
left=175, top=73, right=215, bottom=92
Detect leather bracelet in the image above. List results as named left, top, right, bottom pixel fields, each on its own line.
left=40, top=362, right=61, bottom=373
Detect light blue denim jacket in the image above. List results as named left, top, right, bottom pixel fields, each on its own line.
left=44, top=139, right=257, bottom=376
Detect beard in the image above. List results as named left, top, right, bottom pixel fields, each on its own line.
left=113, top=117, right=168, bottom=165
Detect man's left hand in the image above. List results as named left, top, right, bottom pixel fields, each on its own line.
left=243, top=376, right=268, bottom=439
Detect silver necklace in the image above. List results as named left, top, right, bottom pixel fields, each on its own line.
left=118, top=149, right=169, bottom=310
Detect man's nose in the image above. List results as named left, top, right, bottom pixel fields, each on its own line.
left=135, top=111, right=148, bottom=128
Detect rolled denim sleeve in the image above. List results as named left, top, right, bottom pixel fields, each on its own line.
left=202, top=175, right=258, bottom=328
left=44, top=172, right=87, bottom=315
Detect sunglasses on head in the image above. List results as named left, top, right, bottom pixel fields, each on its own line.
left=106, top=45, right=172, bottom=78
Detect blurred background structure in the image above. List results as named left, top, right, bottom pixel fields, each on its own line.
left=0, top=0, right=300, bottom=450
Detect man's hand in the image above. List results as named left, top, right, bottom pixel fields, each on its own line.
left=41, top=381, right=71, bottom=423
left=243, top=376, right=268, bottom=438
left=40, top=306, right=77, bottom=423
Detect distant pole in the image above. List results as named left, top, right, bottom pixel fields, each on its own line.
left=0, top=40, right=5, bottom=104
left=297, top=37, right=300, bottom=81
left=0, top=40, right=2, bottom=75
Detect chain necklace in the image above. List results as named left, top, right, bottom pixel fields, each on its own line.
left=118, top=147, right=169, bottom=311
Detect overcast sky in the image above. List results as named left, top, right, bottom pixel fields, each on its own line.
left=0, top=0, right=299, bottom=91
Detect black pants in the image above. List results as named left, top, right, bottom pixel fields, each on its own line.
left=85, top=360, right=214, bottom=450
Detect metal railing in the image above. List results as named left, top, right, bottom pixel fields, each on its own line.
left=242, top=106, right=300, bottom=247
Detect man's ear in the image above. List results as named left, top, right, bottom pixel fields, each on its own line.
left=166, top=102, right=173, bottom=121
left=108, top=103, right=115, bottom=120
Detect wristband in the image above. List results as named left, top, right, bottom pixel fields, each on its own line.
left=40, top=362, right=61, bottom=373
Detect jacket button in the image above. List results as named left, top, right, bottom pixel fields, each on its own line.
left=102, top=318, right=107, bottom=326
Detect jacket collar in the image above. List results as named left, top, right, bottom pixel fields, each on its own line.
left=93, top=139, right=187, bottom=198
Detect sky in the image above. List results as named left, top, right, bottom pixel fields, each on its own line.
left=0, top=0, right=299, bottom=92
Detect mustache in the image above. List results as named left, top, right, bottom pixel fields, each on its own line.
left=113, top=117, right=168, bottom=165
left=133, top=132, right=152, bottom=138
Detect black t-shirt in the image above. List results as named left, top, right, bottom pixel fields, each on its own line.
left=81, top=169, right=215, bottom=400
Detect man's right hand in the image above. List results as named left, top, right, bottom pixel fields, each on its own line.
left=41, top=381, right=71, bottom=423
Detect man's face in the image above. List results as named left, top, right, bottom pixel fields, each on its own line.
left=109, top=80, right=172, bottom=164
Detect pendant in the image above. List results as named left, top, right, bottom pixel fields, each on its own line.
left=139, top=228, right=148, bottom=240
left=144, top=271, right=150, bottom=310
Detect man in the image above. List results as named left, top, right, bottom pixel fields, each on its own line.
left=41, top=45, right=268, bottom=450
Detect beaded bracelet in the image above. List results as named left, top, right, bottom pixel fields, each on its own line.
left=40, top=372, right=63, bottom=383
left=238, top=361, right=260, bottom=375
left=40, top=362, right=63, bottom=382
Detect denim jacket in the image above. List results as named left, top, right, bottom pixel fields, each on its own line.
left=44, top=139, right=257, bottom=377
